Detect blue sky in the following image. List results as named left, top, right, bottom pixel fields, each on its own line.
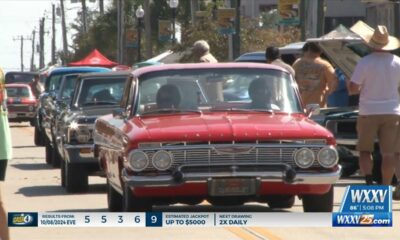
left=0, top=0, right=110, bottom=73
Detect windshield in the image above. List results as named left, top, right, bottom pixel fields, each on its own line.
left=59, top=75, right=79, bottom=100
left=75, top=77, right=126, bottom=107
left=136, top=68, right=302, bottom=115
left=5, top=73, right=37, bottom=84
left=6, top=86, right=31, bottom=98
left=47, top=74, right=63, bottom=92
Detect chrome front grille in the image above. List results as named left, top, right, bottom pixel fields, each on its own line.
left=141, top=144, right=323, bottom=171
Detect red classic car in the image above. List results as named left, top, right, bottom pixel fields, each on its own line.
left=94, top=63, right=341, bottom=212
left=5, top=83, right=37, bottom=126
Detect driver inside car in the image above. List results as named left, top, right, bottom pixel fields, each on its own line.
left=156, top=84, right=181, bottom=109
left=248, top=78, right=280, bottom=110
left=92, top=89, right=115, bottom=102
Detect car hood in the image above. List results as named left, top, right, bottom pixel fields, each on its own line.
left=128, top=113, right=334, bottom=143
left=67, top=106, right=116, bottom=124
left=307, top=24, right=367, bottom=80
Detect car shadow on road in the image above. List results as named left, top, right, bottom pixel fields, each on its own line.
left=11, top=162, right=51, bottom=171
left=16, top=183, right=107, bottom=197
left=9, top=124, right=31, bottom=128
left=155, top=204, right=291, bottom=212
left=13, top=145, right=41, bottom=149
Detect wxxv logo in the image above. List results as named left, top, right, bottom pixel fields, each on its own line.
left=332, top=185, right=392, bottom=227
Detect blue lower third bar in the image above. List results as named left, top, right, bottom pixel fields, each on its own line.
left=332, top=212, right=392, bottom=227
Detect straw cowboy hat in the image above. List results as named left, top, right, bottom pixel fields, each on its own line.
left=350, top=20, right=400, bottom=51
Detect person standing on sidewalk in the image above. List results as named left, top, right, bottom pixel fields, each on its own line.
left=0, top=67, right=11, bottom=240
left=192, top=40, right=218, bottom=63
left=292, top=42, right=338, bottom=107
left=265, top=46, right=295, bottom=77
left=348, top=24, right=400, bottom=186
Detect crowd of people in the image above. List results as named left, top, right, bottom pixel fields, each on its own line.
left=191, top=23, right=400, bottom=200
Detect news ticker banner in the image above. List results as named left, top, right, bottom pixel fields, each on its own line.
left=9, top=212, right=334, bottom=227
left=8, top=186, right=393, bottom=228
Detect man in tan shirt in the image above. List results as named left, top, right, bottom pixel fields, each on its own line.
left=292, top=42, right=337, bottom=107
left=192, top=40, right=218, bottom=63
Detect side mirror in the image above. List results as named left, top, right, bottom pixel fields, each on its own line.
left=113, top=108, right=127, bottom=119
left=306, top=104, right=320, bottom=118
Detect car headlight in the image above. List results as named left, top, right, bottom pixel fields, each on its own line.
left=128, top=151, right=149, bottom=172
left=317, top=146, right=339, bottom=168
left=294, top=148, right=315, bottom=168
left=76, top=127, right=91, bottom=143
left=152, top=150, right=173, bottom=171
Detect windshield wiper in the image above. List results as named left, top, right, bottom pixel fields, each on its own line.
left=141, top=108, right=202, bottom=115
left=82, top=101, right=118, bottom=106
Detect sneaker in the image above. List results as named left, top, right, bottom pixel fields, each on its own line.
left=393, top=185, right=400, bottom=201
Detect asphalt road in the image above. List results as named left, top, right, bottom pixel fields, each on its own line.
left=3, top=122, right=400, bottom=240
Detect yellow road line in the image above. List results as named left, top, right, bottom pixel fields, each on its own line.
left=225, top=227, right=260, bottom=240
left=248, top=227, right=282, bottom=240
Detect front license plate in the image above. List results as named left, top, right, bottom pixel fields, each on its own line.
left=209, top=178, right=257, bottom=196
left=80, top=148, right=92, bottom=154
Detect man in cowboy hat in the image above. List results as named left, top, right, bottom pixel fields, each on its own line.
left=348, top=22, right=400, bottom=186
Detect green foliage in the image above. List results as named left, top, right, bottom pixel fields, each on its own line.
left=64, top=0, right=301, bottom=64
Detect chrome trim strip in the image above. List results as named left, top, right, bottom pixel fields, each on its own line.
left=122, top=165, right=342, bottom=187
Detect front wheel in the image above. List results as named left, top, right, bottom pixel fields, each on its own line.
left=65, top=161, right=88, bottom=193
left=34, top=123, right=45, bottom=146
left=123, top=185, right=152, bottom=212
left=265, top=195, right=295, bottom=209
left=107, top=180, right=123, bottom=212
left=302, top=186, right=334, bottom=212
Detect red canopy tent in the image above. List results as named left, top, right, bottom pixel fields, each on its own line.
left=67, top=49, right=119, bottom=68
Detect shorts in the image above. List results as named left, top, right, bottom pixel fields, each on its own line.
left=356, top=114, right=399, bottom=153
left=0, top=160, right=7, bottom=181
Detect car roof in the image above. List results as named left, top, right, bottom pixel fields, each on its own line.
left=47, top=66, right=111, bottom=76
left=132, top=62, right=288, bottom=77
left=5, top=71, right=38, bottom=75
left=78, top=71, right=131, bottom=78
left=234, top=42, right=304, bottom=63
left=5, top=83, right=31, bottom=87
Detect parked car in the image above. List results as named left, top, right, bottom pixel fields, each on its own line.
left=234, top=42, right=304, bottom=65
left=57, top=72, right=130, bottom=192
left=5, top=71, right=41, bottom=85
left=5, top=83, right=37, bottom=126
left=34, top=67, right=112, bottom=167
left=94, top=63, right=341, bottom=212
left=46, top=73, right=82, bottom=167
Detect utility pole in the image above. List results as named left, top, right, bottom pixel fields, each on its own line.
left=99, top=0, right=104, bottom=15
left=230, top=0, right=241, bottom=60
left=60, top=0, right=68, bottom=62
left=316, top=0, right=325, bottom=37
left=190, top=0, right=198, bottom=24
left=81, top=0, right=88, bottom=33
left=13, top=36, right=32, bottom=72
left=145, top=0, right=152, bottom=59
left=52, top=4, right=56, bottom=65
left=39, top=17, right=45, bottom=69
left=117, top=0, right=125, bottom=64
left=30, top=30, right=36, bottom=71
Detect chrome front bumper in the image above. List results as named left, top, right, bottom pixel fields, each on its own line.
left=63, top=144, right=95, bottom=164
left=122, top=164, right=342, bottom=187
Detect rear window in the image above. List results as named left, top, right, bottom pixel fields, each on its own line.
left=5, top=72, right=37, bottom=84
left=6, top=87, right=30, bottom=97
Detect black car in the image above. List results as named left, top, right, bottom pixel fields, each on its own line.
left=57, top=72, right=130, bottom=192
left=34, top=67, right=111, bottom=168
